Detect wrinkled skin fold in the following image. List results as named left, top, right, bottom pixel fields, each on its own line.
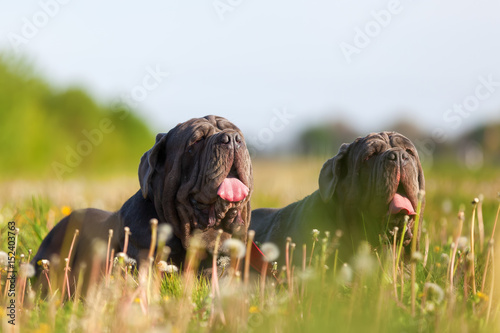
left=133, top=115, right=253, bottom=258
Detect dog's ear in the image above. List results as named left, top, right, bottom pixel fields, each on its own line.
left=318, top=143, right=350, bottom=202
left=139, top=133, right=169, bottom=199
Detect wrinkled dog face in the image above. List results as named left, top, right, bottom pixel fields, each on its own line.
left=139, top=115, right=253, bottom=251
left=319, top=132, right=424, bottom=246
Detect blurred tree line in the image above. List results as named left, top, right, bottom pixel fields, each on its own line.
left=295, top=119, right=500, bottom=171
left=1, top=53, right=498, bottom=179
left=0, top=55, right=154, bottom=179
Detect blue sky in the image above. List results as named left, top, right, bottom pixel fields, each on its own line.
left=1, top=0, right=500, bottom=147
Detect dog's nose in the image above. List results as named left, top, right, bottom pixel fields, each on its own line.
left=387, top=149, right=409, bottom=165
left=220, top=133, right=231, bottom=144
left=219, top=132, right=242, bottom=148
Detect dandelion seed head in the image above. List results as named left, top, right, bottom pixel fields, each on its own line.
left=117, top=252, right=128, bottom=259
left=158, top=224, right=173, bottom=244
left=311, top=229, right=320, bottom=241
left=425, top=302, right=436, bottom=313
left=272, top=262, right=278, bottom=272
left=412, top=251, right=423, bottom=262
left=260, top=242, right=280, bottom=262
left=39, top=259, right=50, bottom=270
left=165, top=265, right=179, bottom=274
left=247, top=230, right=255, bottom=239
left=217, top=256, right=231, bottom=269
left=440, top=253, right=450, bottom=264
left=353, top=242, right=375, bottom=275
left=337, top=263, right=353, bottom=285
left=20, top=263, right=35, bottom=278
left=298, top=267, right=315, bottom=281
left=457, top=236, right=469, bottom=251
left=222, top=238, right=246, bottom=259
left=114, top=252, right=129, bottom=266
left=424, top=282, right=444, bottom=304
left=156, top=260, right=168, bottom=272
left=441, top=199, right=453, bottom=214
left=0, top=251, right=8, bottom=266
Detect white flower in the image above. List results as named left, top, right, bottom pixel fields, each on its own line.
left=260, top=242, right=280, bottom=262
left=222, top=239, right=246, bottom=259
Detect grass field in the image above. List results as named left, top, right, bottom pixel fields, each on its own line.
left=1, top=158, right=500, bottom=332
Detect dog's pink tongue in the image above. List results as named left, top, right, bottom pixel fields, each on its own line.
left=217, top=178, right=249, bottom=202
left=389, top=193, right=416, bottom=215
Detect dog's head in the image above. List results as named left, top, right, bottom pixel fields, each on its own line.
left=319, top=131, right=425, bottom=247
left=139, top=115, right=253, bottom=251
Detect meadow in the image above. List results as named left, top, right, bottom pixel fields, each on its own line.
left=1, top=158, right=500, bottom=332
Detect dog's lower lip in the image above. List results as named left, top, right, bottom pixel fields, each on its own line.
left=191, top=196, right=244, bottom=228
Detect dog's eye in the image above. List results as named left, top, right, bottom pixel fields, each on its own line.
left=406, top=149, right=415, bottom=157
left=364, top=153, right=376, bottom=161
left=193, top=136, right=205, bottom=145
left=190, top=137, right=205, bottom=147
left=188, top=137, right=205, bottom=154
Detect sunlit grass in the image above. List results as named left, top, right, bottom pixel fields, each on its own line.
left=0, top=159, right=500, bottom=332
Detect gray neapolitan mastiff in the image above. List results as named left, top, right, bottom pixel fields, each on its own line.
left=32, top=115, right=253, bottom=290
left=250, top=131, right=425, bottom=262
